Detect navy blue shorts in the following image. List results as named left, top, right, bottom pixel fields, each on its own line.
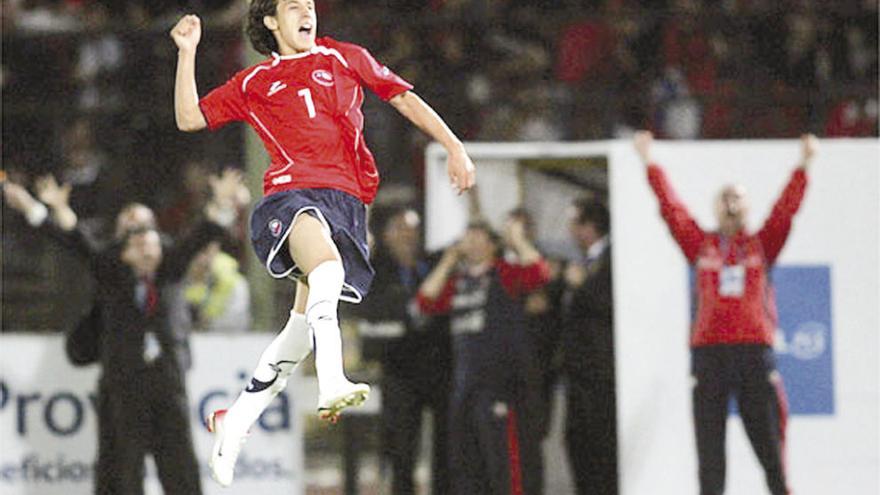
left=249, top=188, right=373, bottom=303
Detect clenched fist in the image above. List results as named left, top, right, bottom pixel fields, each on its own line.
left=171, top=15, right=202, bottom=53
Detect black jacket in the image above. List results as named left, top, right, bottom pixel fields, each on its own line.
left=561, top=245, right=614, bottom=381
left=59, top=220, right=227, bottom=383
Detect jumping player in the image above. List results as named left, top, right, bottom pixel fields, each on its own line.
left=170, top=0, right=475, bottom=487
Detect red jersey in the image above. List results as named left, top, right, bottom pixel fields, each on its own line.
left=647, top=165, right=808, bottom=347
left=416, top=258, right=552, bottom=315
left=199, top=37, right=413, bottom=203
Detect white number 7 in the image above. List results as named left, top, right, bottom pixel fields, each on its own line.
left=297, top=88, right=316, bottom=119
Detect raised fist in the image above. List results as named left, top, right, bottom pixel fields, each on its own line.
left=171, top=15, right=202, bottom=53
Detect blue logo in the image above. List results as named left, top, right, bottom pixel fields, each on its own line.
left=771, top=266, right=834, bottom=415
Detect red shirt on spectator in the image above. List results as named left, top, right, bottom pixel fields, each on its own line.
left=416, top=258, right=551, bottom=315
left=556, top=20, right=615, bottom=85
left=199, top=37, right=413, bottom=203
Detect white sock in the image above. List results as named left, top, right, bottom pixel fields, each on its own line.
left=224, top=311, right=312, bottom=434
left=306, top=260, right=347, bottom=391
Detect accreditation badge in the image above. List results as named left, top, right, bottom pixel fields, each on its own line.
left=719, top=264, right=745, bottom=297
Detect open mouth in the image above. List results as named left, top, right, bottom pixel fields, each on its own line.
left=298, top=22, right=313, bottom=36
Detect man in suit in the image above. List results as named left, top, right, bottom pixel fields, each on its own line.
left=4, top=169, right=247, bottom=494
left=560, top=198, right=617, bottom=495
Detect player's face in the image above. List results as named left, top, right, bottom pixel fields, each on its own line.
left=266, top=0, right=317, bottom=54
left=715, top=184, right=749, bottom=234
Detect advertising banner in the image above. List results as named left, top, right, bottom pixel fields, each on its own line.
left=0, top=334, right=304, bottom=495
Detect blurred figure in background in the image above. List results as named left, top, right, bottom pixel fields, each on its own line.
left=635, top=131, right=816, bottom=495
left=57, top=117, right=130, bottom=237
left=505, top=207, right=563, bottom=441
left=417, top=219, right=549, bottom=495
left=2, top=169, right=248, bottom=495
left=182, top=241, right=251, bottom=332
left=560, top=197, right=617, bottom=495
left=356, top=205, right=452, bottom=495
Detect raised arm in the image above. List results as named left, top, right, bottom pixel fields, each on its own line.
left=4, top=177, right=97, bottom=260
left=757, top=134, right=815, bottom=263
left=634, top=131, right=705, bottom=263
left=35, top=175, right=77, bottom=232
left=415, top=244, right=460, bottom=314
left=171, top=15, right=208, bottom=132
left=389, top=91, right=475, bottom=194
left=3, top=180, right=49, bottom=228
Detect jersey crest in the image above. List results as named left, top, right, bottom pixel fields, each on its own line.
left=311, top=69, right=334, bottom=87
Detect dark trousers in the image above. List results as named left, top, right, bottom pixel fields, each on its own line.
left=96, top=370, right=202, bottom=495
left=564, top=375, right=618, bottom=495
left=691, top=345, right=789, bottom=495
left=448, top=387, right=543, bottom=495
left=381, top=369, right=450, bottom=495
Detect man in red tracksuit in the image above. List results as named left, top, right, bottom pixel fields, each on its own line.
left=634, top=131, right=817, bottom=495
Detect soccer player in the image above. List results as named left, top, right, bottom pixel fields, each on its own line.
left=170, top=0, right=476, bottom=487
left=635, top=131, right=816, bottom=495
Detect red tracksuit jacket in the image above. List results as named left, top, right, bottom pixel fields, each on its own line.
left=647, top=165, right=808, bottom=347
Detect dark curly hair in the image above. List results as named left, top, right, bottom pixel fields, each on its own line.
left=247, top=0, right=280, bottom=56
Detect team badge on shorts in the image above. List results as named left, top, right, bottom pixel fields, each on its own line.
left=268, top=219, right=283, bottom=238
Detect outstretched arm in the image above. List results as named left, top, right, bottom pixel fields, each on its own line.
left=389, top=91, right=475, bottom=194
left=634, top=131, right=705, bottom=263
left=171, top=15, right=208, bottom=132
left=757, top=134, right=815, bottom=263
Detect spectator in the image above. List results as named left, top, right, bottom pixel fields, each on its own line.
left=824, top=97, right=878, bottom=137
left=651, top=66, right=702, bottom=139
left=2, top=168, right=247, bottom=494
left=182, top=242, right=251, bottom=332
left=417, top=218, right=549, bottom=495
left=634, top=130, right=817, bottom=495
left=56, top=118, right=130, bottom=237
left=355, top=205, right=452, bottom=495
left=505, top=207, right=563, bottom=442
left=559, top=197, right=617, bottom=495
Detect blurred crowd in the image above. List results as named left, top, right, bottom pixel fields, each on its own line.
left=1, top=0, right=877, bottom=335
left=1, top=1, right=876, bottom=226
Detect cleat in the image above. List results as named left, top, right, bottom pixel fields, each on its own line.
left=207, top=409, right=248, bottom=487
left=317, top=382, right=370, bottom=422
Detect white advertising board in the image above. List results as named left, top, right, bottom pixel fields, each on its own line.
left=0, top=334, right=305, bottom=495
